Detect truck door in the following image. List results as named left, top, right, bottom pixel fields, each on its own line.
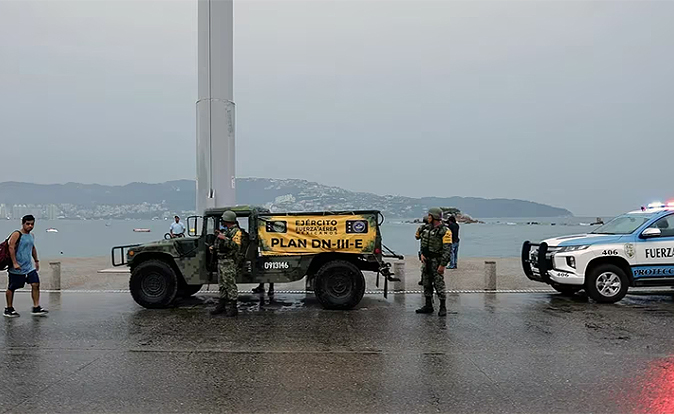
left=635, top=214, right=674, bottom=280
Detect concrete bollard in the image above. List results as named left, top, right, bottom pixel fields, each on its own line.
left=393, top=261, right=406, bottom=292
left=484, top=261, right=496, bottom=291
left=49, top=261, right=61, bottom=291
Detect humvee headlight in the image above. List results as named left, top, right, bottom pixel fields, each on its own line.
left=128, top=250, right=135, bottom=256
left=558, top=245, right=589, bottom=252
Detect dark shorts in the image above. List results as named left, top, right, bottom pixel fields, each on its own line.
left=7, top=270, right=40, bottom=291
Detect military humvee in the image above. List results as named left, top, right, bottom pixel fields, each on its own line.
left=112, top=206, right=401, bottom=310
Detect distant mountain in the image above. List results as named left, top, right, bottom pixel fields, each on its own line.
left=0, top=178, right=572, bottom=218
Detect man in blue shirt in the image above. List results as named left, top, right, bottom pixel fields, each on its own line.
left=4, top=215, right=48, bottom=317
left=169, top=215, right=186, bottom=238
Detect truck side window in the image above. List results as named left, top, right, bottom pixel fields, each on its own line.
left=649, top=216, right=674, bottom=237
left=239, top=217, right=249, bottom=232
left=207, top=217, right=216, bottom=235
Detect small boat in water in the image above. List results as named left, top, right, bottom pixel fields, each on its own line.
left=133, top=228, right=151, bottom=233
left=46, top=228, right=59, bottom=233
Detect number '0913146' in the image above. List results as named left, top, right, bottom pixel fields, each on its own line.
left=264, top=261, right=289, bottom=270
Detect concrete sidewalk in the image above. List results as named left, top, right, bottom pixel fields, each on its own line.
left=10, top=255, right=545, bottom=292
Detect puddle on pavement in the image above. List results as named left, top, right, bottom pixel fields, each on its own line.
left=172, top=293, right=312, bottom=313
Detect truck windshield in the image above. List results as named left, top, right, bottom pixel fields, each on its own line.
left=591, top=214, right=653, bottom=235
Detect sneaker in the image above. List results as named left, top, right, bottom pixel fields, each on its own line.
left=4, top=307, right=19, bottom=318
left=31, top=306, right=48, bottom=316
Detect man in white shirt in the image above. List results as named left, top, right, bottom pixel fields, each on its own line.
left=169, top=216, right=186, bottom=238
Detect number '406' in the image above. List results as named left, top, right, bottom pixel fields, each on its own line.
left=602, top=249, right=619, bottom=256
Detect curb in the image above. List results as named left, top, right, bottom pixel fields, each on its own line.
left=29, top=289, right=560, bottom=294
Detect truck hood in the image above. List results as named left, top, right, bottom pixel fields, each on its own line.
left=543, top=234, right=628, bottom=247
left=138, top=240, right=172, bottom=247
left=131, top=240, right=176, bottom=251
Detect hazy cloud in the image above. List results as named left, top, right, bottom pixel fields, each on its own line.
left=1, top=0, right=673, bottom=216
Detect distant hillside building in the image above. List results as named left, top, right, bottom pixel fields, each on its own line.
left=274, top=194, right=296, bottom=205
left=12, top=204, right=27, bottom=220
left=47, top=204, right=61, bottom=220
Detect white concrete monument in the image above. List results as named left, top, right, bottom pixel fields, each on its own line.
left=196, top=0, right=235, bottom=215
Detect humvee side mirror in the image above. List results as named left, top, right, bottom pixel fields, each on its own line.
left=641, top=227, right=662, bottom=239
left=187, top=216, right=202, bottom=237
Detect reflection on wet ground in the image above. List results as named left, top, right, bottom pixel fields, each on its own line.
left=2, top=290, right=674, bottom=413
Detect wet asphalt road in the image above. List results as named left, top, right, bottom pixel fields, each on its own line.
left=2, top=290, right=674, bottom=414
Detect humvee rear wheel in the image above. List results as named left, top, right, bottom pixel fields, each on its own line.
left=129, top=259, right=178, bottom=309
left=315, top=260, right=365, bottom=310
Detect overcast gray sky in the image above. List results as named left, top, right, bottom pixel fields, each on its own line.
left=1, top=0, right=673, bottom=216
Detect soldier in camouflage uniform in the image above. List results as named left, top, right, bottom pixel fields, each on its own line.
left=416, top=207, right=452, bottom=316
left=210, top=210, right=248, bottom=316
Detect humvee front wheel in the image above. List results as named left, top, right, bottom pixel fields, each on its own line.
left=130, top=259, right=178, bottom=309
left=315, top=260, right=365, bottom=310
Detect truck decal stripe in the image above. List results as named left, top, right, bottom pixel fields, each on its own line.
left=632, top=265, right=674, bottom=278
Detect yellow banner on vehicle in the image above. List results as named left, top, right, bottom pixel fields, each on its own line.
left=258, top=214, right=378, bottom=256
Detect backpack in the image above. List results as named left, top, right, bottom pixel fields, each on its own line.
left=0, top=231, right=21, bottom=271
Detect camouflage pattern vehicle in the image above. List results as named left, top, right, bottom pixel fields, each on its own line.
left=112, top=206, right=401, bottom=310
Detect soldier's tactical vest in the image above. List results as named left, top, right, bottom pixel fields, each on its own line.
left=419, top=223, right=449, bottom=258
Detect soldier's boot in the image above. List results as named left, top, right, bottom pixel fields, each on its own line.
left=416, top=297, right=434, bottom=314
left=225, top=300, right=238, bottom=317
left=210, top=299, right=228, bottom=315
left=438, top=299, right=447, bottom=317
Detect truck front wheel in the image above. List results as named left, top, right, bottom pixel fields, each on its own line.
left=130, top=259, right=179, bottom=309
left=585, top=264, right=628, bottom=304
left=314, top=260, right=365, bottom=310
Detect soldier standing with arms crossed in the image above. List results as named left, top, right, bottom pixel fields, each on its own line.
left=210, top=210, right=247, bottom=317
left=416, top=207, right=452, bottom=316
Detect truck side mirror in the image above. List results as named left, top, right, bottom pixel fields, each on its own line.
left=641, top=228, right=662, bottom=239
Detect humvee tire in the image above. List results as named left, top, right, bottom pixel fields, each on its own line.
left=130, top=259, right=179, bottom=309
left=314, top=260, right=366, bottom=310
